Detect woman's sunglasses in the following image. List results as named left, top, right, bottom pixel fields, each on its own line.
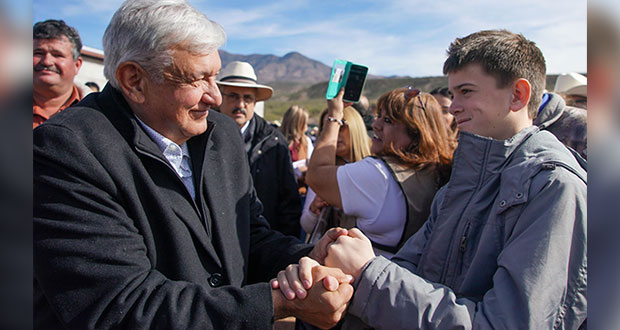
left=404, top=86, right=427, bottom=112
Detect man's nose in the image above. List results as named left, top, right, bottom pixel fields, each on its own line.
left=448, top=100, right=462, bottom=115
left=203, top=83, right=222, bottom=107
left=40, top=53, right=54, bottom=66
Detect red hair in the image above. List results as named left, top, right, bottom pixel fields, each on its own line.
left=375, top=88, right=457, bottom=182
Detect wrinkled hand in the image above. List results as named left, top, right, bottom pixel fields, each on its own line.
left=271, top=256, right=353, bottom=300
left=309, top=195, right=328, bottom=215
left=325, top=228, right=376, bottom=279
left=308, top=227, right=348, bottom=264
left=273, top=265, right=354, bottom=329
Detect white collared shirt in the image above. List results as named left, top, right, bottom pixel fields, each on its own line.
left=136, top=117, right=196, bottom=199
left=240, top=119, right=250, bottom=135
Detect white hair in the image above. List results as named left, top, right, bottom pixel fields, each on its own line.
left=103, top=0, right=226, bottom=88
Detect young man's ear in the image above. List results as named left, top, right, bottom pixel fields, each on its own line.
left=116, top=61, right=148, bottom=104
left=509, top=78, right=531, bottom=112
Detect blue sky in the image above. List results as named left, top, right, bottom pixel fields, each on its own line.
left=32, top=0, right=587, bottom=78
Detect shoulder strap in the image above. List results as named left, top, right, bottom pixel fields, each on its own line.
left=540, top=160, right=587, bottom=184
left=566, top=146, right=587, bottom=172
left=373, top=156, right=438, bottom=251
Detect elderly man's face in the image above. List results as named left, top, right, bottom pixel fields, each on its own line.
left=138, top=49, right=222, bottom=145
left=218, top=85, right=257, bottom=128
left=33, top=35, right=82, bottom=94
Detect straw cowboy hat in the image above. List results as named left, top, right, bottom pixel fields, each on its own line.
left=554, top=72, right=587, bottom=97
left=216, top=61, right=273, bottom=101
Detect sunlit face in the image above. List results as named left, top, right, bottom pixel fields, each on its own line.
left=33, top=36, right=82, bottom=93
left=321, top=114, right=352, bottom=161
left=448, top=63, right=515, bottom=140
left=370, top=108, right=412, bottom=155
left=218, top=85, right=257, bottom=127
left=138, top=50, right=222, bottom=145
left=432, top=94, right=455, bottom=128
left=336, top=125, right=351, bottom=161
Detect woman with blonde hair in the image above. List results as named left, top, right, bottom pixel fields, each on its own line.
left=300, top=106, right=371, bottom=237
left=279, top=105, right=313, bottom=195
left=306, top=87, right=456, bottom=256
left=317, top=106, right=371, bottom=165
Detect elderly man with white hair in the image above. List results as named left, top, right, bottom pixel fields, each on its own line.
left=33, top=1, right=353, bottom=329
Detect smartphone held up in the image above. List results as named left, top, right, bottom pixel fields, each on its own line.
left=325, top=59, right=368, bottom=103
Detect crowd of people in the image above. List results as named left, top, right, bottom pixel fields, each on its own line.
left=33, top=0, right=587, bottom=329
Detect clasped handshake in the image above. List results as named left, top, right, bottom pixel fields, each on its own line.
left=271, top=227, right=377, bottom=329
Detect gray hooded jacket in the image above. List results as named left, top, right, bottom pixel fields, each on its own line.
left=534, top=93, right=587, bottom=159
left=344, top=126, right=587, bottom=329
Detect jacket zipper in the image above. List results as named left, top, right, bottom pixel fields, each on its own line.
left=457, top=222, right=471, bottom=274
left=436, top=140, right=495, bottom=285
left=444, top=221, right=471, bottom=288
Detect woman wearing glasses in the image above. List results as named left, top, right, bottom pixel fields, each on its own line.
left=306, top=87, right=456, bottom=256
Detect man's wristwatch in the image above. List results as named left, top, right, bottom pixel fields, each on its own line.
left=326, top=116, right=346, bottom=126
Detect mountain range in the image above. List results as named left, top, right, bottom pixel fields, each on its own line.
left=219, top=50, right=333, bottom=84
left=219, top=50, right=384, bottom=85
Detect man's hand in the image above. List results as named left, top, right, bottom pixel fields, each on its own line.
left=270, top=257, right=353, bottom=300
left=273, top=265, right=354, bottom=329
left=307, top=227, right=348, bottom=264
left=325, top=228, right=376, bottom=279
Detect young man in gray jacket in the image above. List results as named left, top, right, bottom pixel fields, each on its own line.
left=275, top=29, right=587, bottom=329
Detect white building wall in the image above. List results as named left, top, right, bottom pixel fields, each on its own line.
left=75, top=56, right=107, bottom=90
left=74, top=46, right=106, bottom=91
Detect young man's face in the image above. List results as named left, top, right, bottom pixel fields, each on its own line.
left=448, top=63, right=516, bottom=140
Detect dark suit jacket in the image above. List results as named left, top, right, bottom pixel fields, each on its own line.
left=247, top=115, right=302, bottom=237
left=34, top=85, right=311, bottom=329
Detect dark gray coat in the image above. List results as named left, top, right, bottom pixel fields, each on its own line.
left=34, top=85, right=310, bottom=330
left=535, top=92, right=587, bottom=159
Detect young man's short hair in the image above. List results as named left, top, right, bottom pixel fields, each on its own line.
left=442, top=29, right=546, bottom=118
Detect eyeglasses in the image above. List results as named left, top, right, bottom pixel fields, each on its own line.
left=222, top=92, right=256, bottom=104
left=404, top=86, right=427, bottom=112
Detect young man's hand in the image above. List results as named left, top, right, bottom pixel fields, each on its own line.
left=307, top=227, right=348, bottom=264
left=325, top=228, right=376, bottom=279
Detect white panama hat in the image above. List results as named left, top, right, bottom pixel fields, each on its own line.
left=554, top=72, right=587, bottom=97
left=216, top=61, right=273, bottom=101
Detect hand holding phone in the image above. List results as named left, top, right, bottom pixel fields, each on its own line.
left=325, top=59, right=368, bottom=103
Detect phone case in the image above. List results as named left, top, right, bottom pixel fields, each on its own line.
left=325, top=59, right=350, bottom=100
left=343, top=64, right=368, bottom=103
left=325, top=59, right=368, bottom=103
